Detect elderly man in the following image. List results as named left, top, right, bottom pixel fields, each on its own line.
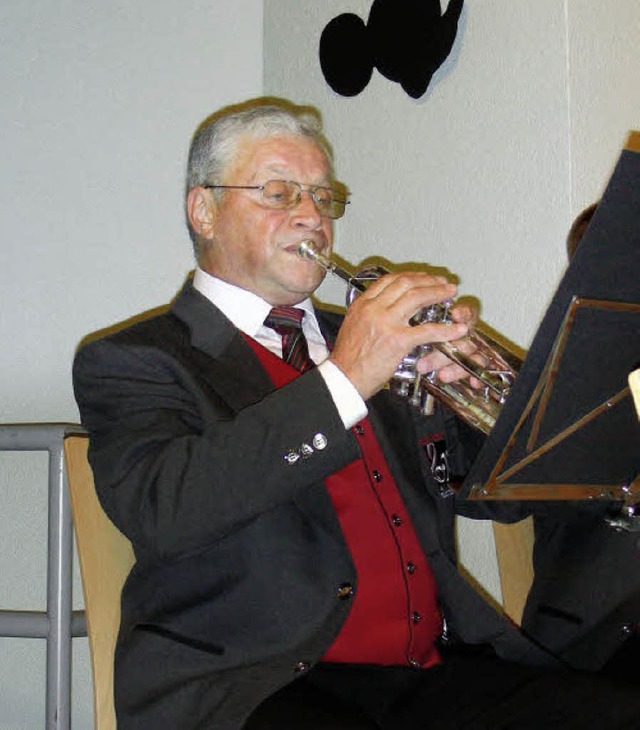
left=73, top=98, right=640, bottom=729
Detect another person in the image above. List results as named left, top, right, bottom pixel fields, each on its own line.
left=73, top=99, right=640, bottom=729
left=521, top=202, right=640, bottom=678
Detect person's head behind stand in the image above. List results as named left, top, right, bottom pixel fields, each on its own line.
left=566, top=201, right=598, bottom=261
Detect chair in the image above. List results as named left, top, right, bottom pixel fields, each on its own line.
left=64, top=434, right=135, bottom=730
left=0, top=423, right=87, bottom=730
left=630, top=368, right=640, bottom=419
left=493, top=517, right=534, bottom=624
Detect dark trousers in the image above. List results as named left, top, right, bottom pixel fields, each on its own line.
left=244, top=645, right=640, bottom=729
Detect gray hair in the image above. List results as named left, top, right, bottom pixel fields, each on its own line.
left=185, top=97, right=334, bottom=257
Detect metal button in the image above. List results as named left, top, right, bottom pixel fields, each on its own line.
left=412, top=611, right=422, bottom=623
left=406, top=561, right=416, bottom=574
left=294, top=661, right=311, bottom=673
left=408, top=658, right=421, bottom=669
left=392, top=514, right=403, bottom=527
left=354, top=424, right=364, bottom=436
left=337, top=582, right=354, bottom=600
left=284, top=451, right=300, bottom=465
left=300, top=443, right=314, bottom=458
left=372, top=470, right=382, bottom=482
left=313, top=433, right=328, bottom=450
left=621, top=623, right=634, bottom=637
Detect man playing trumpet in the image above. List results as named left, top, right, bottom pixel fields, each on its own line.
left=73, top=97, right=640, bottom=729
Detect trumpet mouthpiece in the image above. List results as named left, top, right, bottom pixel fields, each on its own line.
left=297, top=240, right=318, bottom=259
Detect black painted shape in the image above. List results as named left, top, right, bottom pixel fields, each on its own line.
left=319, top=0, right=464, bottom=99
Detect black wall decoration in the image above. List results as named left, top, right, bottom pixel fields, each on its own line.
left=319, top=0, right=464, bottom=99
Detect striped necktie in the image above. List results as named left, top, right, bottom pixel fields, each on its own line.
left=264, top=306, right=315, bottom=373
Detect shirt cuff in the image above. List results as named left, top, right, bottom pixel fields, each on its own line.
left=317, top=360, right=368, bottom=429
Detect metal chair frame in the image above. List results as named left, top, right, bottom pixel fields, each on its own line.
left=0, top=423, right=87, bottom=730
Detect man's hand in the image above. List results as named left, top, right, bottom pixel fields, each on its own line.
left=328, top=272, right=471, bottom=401
left=415, top=301, right=484, bottom=386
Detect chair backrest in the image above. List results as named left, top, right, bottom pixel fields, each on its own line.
left=65, top=434, right=135, bottom=730
left=493, top=517, right=534, bottom=625
left=630, top=368, right=640, bottom=419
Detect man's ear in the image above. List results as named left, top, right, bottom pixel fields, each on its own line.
left=186, top=187, right=217, bottom=240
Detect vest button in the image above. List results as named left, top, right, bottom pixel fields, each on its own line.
left=337, top=582, right=354, bottom=600
left=372, top=470, right=382, bottom=482
left=412, top=611, right=422, bottom=623
left=354, top=424, right=365, bottom=436
left=294, top=661, right=311, bottom=673
left=406, top=561, right=416, bottom=574
left=408, top=658, right=421, bottom=669
left=392, top=514, right=403, bottom=527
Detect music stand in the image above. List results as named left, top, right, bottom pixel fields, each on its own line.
left=465, top=133, right=640, bottom=503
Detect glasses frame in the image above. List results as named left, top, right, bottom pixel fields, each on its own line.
left=203, top=179, right=350, bottom=220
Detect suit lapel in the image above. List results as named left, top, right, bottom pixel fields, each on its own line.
left=171, top=280, right=276, bottom=413
left=169, top=289, right=355, bottom=543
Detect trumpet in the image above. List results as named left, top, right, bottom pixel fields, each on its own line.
left=298, top=240, right=521, bottom=434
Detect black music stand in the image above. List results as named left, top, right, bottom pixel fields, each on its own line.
left=465, top=133, right=640, bottom=504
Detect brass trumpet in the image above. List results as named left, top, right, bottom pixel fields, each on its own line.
left=298, top=240, right=521, bottom=434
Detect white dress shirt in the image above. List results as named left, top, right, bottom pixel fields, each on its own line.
left=192, top=267, right=367, bottom=429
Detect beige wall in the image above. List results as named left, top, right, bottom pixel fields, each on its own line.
left=264, top=0, right=640, bottom=599
left=0, top=2, right=263, bottom=727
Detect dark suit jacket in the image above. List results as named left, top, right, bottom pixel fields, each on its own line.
left=522, top=507, right=640, bottom=671
left=73, top=280, right=552, bottom=730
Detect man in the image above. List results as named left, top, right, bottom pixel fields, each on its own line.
left=73, top=98, right=640, bottom=729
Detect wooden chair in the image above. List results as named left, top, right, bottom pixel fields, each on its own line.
left=630, top=368, right=640, bottom=419
left=65, top=434, right=135, bottom=730
left=493, top=517, right=535, bottom=624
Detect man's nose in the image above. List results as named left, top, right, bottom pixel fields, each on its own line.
left=291, top=190, right=323, bottom=226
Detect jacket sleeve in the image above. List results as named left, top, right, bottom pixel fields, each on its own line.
left=73, top=336, right=359, bottom=558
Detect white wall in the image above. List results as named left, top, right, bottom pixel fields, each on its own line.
left=264, top=1, right=640, bottom=600
left=0, top=2, right=263, bottom=727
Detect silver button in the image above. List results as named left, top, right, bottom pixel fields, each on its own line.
left=294, top=661, right=311, bottom=673
left=300, top=443, right=314, bottom=458
left=313, top=433, right=328, bottom=450
left=284, top=451, right=300, bottom=465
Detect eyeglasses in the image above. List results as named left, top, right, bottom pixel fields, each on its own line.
left=203, top=179, right=350, bottom=220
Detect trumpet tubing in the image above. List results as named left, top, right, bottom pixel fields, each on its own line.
left=298, top=240, right=521, bottom=434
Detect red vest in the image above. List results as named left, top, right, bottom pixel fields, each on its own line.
left=245, top=337, right=442, bottom=669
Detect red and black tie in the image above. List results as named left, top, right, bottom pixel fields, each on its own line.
left=264, top=306, right=315, bottom=373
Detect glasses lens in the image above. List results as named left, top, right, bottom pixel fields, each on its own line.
left=261, top=180, right=298, bottom=209
left=312, top=186, right=334, bottom=215
left=310, top=185, right=347, bottom=219
left=260, top=180, right=347, bottom=219
left=327, top=197, right=347, bottom=220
